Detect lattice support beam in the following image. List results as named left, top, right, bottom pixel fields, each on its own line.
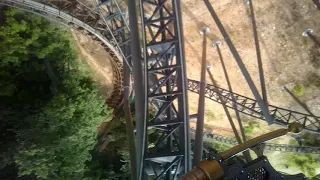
left=137, top=0, right=190, bottom=179
left=188, top=79, right=320, bottom=134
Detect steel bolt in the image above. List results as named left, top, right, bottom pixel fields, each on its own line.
left=302, top=29, right=313, bottom=37
left=213, top=41, right=222, bottom=48
left=280, top=85, right=286, bottom=90
left=200, top=27, right=210, bottom=35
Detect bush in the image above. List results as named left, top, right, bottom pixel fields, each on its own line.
left=85, top=118, right=131, bottom=180
left=14, top=75, right=113, bottom=179
left=293, top=85, right=305, bottom=97
left=0, top=8, right=116, bottom=179
left=206, top=141, right=232, bottom=153
left=301, top=132, right=320, bottom=147
left=244, top=121, right=260, bottom=139
left=285, top=154, right=320, bottom=178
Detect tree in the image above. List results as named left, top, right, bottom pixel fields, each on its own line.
left=14, top=72, right=113, bottom=179
left=0, top=8, right=75, bottom=97
left=0, top=8, right=116, bottom=179
left=85, top=119, right=131, bottom=180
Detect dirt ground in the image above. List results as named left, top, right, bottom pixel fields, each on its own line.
left=182, top=0, right=320, bottom=136
left=71, top=30, right=117, bottom=136
left=71, top=30, right=114, bottom=99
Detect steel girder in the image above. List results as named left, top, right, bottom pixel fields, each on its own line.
left=188, top=79, right=320, bottom=134
left=190, top=129, right=320, bottom=154
left=137, top=0, right=190, bottom=179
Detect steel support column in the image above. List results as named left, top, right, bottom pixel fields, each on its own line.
left=203, top=0, right=274, bottom=125
left=127, top=0, right=146, bottom=178
left=312, top=0, right=320, bottom=10
left=123, top=63, right=137, bottom=180
left=138, top=0, right=190, bottom=178
left=174, top=0, right=192, bottom=172
left=282, top=86, right=318, bottom=120
left=206, top=68, right=251, bottom=162
left=194, top=27, right=209, bottom=166
left=247, top=0, right=268, bottom=106
left=214, top=42, right=251, bottom=161
left=308, top=33, right=320, bottom=46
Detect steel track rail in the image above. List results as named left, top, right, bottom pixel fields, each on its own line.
left=188, top=79, right=320, bottom=134
left=190, top=129, right=320, bottom=154
left=0, top=0, right=126, bottom=108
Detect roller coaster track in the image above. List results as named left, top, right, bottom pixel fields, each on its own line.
left=0, top=0, right=127, bottom=108
left=188, top=79, right=320, bottom=134
left=2, top=0, right=319, bottom=156
left=190, top=129, right=320, bottom=154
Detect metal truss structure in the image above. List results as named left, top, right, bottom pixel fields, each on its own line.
left=188, top=79, right=320, bottom=134
left=136, top=0, right=191, bottom=178
left=190, top=129, right=320, bottom=154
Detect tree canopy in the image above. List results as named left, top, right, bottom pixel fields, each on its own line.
left=0, top=8, right=130, bottom=180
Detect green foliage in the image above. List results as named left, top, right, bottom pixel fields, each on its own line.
left=230, top=32, right=237, bottom=41
left=205, top=110, right=215, bottom=122
left=0, top=8, right=77, bottom=98
left=244, top=121, right=260, bottom=139
left=303, top=38, right=311, bottom=48
left=311, top=175, right=320, bottom=180
left=306, top=72, right=320, bottom=88
left=206, top=141, right=232, bottom=153
left=0, top=8, right=118, bottom=180
left=14, top=75, right=112, bottom=179
left=285, top=154, right=320, bottom=178
left=85, top=119, right=130, bottom=180
left=301, top=132, right=320, bottom=147
left=0, top=8, right=73, bottom=66
left=293, top=85, right=305, bottom=97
